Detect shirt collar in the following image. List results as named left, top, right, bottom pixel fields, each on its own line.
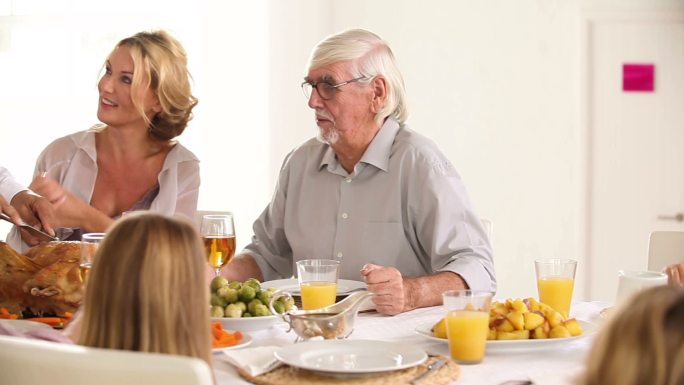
left=74, top=124, right=198, bottom=171
left=318, top=117, right=400, bottom=173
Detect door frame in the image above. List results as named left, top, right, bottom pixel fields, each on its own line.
left=581, top=9, right=684, bottom=300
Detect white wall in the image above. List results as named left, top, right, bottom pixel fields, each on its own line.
left=2, top=0, right=682, bottom=301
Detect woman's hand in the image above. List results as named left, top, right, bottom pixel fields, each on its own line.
left=29, top=176, right=112, bottom=232
left=664, top=263, right=684, bottom=287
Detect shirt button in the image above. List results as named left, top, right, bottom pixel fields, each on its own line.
left=345, top=177, right=352, bottom=183
left=337, top=252, right=343, bottom=258
left=342, top=213, right=348, bottom=219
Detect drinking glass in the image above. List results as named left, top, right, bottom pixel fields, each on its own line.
left=442, top=290, right=492, bottom=364
left=535, top=258, right=577, bottom=318
left=296, top=259, right=340, bottom=310
left=80, top=233, right=105, bottom=283
left=201, top=214, right=236, bottom=277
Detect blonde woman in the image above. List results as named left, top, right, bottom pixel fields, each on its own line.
left=9, top=30, right=199, bottom=252
left=580, top=285, right=684, bottom=385
left=77, top=213, right=211, bottom=364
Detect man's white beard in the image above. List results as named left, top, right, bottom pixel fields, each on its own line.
left=317, top=126, right=340, bottom=145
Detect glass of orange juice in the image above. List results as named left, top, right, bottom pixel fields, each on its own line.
left=296, top=259, right=340, bottom=310
left=535, top=258, right=577, bottom=318
left=442, top=290, right=493, bottom=364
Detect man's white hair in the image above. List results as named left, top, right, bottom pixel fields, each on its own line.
left=308, top=29, right=409, bottom=125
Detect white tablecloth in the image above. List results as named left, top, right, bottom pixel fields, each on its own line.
left=213, top=301, right=609, bottom=385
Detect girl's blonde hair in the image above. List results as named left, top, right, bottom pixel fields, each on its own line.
left=112, top=30, right=198, bottom=141
left=78, top=213, right=210, bottom=366
left=580, top=285, right=684, bottom=385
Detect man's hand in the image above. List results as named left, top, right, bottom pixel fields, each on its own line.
left=664, top=263, right=684, bottom=287
left=9, top=190, right=57, bottom=246
left=361, top=264, right=470, bottom=316
left=1, top=195, right=22, bottom=224
left=361, top=263, right=412, bottom=315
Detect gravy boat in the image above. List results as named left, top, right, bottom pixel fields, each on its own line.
left=269, top=290, right=374, bottom=341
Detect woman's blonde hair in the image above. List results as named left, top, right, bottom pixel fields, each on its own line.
left=308, top=29, right=409, bottom=125
left=580, top=285, right=684, bottom=385
left=78, top=213, right=211, bottom=365
left=111, top=30, right=198, bottom=141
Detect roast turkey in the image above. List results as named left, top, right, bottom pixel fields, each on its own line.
left=0, top=241, right=83, bottom=316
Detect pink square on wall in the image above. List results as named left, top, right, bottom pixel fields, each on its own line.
left=623, top=63, right=654, bottom=92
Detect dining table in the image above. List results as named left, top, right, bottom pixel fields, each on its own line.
left=212, top=300, right=609, bottom=385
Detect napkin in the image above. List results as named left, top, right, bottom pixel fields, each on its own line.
left=220, top=346, right=283, bottom=377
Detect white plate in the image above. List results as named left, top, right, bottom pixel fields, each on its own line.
left=0, top=319, right=52, bottom=333
left=274, top=339, right=427, bottom=374
left=262, top=278, right=367, bottom=296
left=212, top=333, right=253, bottom=353
left=415, top=320, right=597, bottom=351
left=211, top=315, right=283, bottom=332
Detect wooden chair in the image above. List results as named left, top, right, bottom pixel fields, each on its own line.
left=0, top=335, right=214, bottom=385
left=647, top=230, right=684, bottom=272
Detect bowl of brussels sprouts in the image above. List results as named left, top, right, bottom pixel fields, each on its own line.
left=209, top=276, right=292, bottom=332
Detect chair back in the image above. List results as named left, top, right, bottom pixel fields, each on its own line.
left=0, top=335, right=214, bottom=385
left=647, top=230, right=684, bottom=271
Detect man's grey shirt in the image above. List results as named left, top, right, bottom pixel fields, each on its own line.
left=243, top=117, right=496, bottom=292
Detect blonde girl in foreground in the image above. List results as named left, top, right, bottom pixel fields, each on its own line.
left=580, top=285, right=684, bottom=385
left=76, top=213, right=211, bottom=366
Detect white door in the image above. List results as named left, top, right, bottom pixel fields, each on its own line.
left=587, top=14, right=684, bottom=301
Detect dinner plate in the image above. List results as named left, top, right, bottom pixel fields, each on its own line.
left=211, top=315, right=283, bottom=332
left=261, top=278, right=367, bottom=296
left=212, top=333, right=253, bottom=353
left=415, top=320, right=597, bottom=351
left=274, top=339, right=427, bottom=374
left=0, top=319, right=52, bottom=333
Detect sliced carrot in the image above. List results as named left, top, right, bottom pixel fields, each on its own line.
left=63, top=312, right=74, bottom=319
left=28, top=317, right=65, bottom=328
left=210, top=322, right=244, bottom=348
left=0, top=307, right=9, bottom=316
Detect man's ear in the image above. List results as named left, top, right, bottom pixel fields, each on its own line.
left=370, top=75, right=388, bottom=113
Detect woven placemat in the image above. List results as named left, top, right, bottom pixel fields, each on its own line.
left=238, top=356, right=459, bottom=385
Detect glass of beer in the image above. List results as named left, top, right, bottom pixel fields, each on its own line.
left=442, top=290, right=493, bottom=364
left=201, top=214, right=236, bottom=277
left=80, top=233, right=105, bottom=283
left=296, top=259, right=340, bottom=310
left=535, top=258, right=577, bottom=318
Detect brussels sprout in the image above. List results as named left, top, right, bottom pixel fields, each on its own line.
left=235, top=301, right=247, bottom=313
left=224, top=303, right=243, bottom=318
left=271, top=300, right=285, bottom=314
left=256, top=290, right=271, bottom=305
left=253, top=303, right=270, bottom=317
left=242, top=312, right=253, bottom=317
left=210, top=276, right=229, bottom=292
left=228, top=281, right=242, bottom=290
left=210, top=293, right=228, bottom=307
left=210, top=306, right=225, bottom=317
left=266, top=287, right=277, bottom=295
left=216, top=286, right=230, bottom=298
left=219, top=287, right=239, bottom=303
left=279, top=296, right=295, bottom=311
left=247, top=299, right=262, bottom=315
left=238, top=285, right=256, bottom=302
left=244, top=278, right=261, bottom=291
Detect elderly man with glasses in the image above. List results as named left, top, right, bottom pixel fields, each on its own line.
left=226, top=29, right=495, bottom=315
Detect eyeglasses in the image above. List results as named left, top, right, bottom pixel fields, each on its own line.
left=301, top=76, right=367, bottom=100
